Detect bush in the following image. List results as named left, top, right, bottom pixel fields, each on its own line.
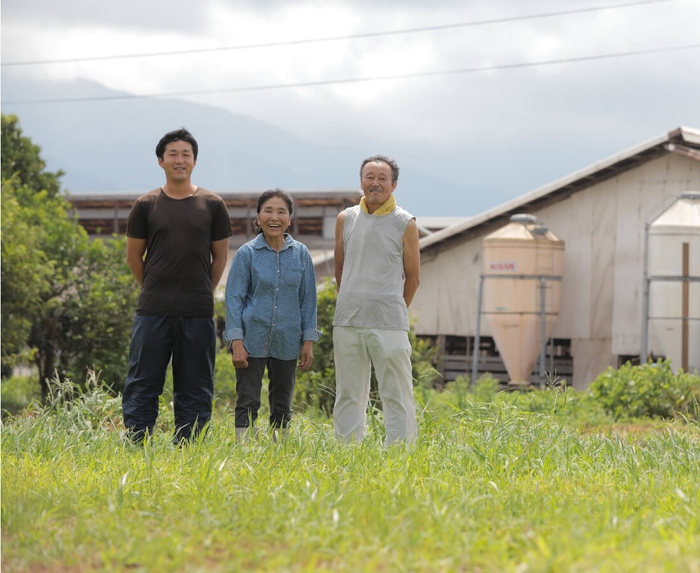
left=294, top=279, right=340, bottom=415
left=589, top=360, right=700, bottom=421
left=213, top=348, right=237, bottom=404
left=1, top=374, right=41, bottom=418
left=15, top=371, right=125, bottom=433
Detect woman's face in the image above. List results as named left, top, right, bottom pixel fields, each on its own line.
left=257, top=196, right=291, bottom=240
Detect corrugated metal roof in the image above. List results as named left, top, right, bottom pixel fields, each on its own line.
left=420, top=126, right=700, bottom=253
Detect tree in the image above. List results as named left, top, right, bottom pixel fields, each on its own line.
left=1, top=181, right=51, bottom=367
left=1, top=114, right=138, bottom=395
left=1, top=114, right=62, bottom=199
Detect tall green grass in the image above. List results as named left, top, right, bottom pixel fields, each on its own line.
left=2, top=375, right=699, bottom=572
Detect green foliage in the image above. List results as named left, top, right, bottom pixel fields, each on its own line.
left=1, top=114, right=62, bottom=199
left=213, top=348, right=237, bottom=403
left=51, top=235, right=139, bottom=392
left=1, top=114, right=138, bottom=394
left=436, top=374, right=610, bottom=427
left=2, top=386, right=700, bottom=572
left=590, top=359, right=700, bottom=421
left=310, top=278, right=338, bottom=379
left=1, top=181, right=51, bottom=362
left=0, top=374, right=42, bottom=418
left=295, top=278, right=338, bottom=414
left=409, top=328, right=439, bottom=390
left=37, top=371, right=124, bottom=432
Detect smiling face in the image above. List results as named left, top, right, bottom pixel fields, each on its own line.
left=360, top=161, right=397, bottom=213
left=257, top=196, right=291, bottom=243
left=158, top=140, right=196, bottom=183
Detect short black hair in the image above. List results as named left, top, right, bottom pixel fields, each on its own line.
left=359, top=155, right=399, bottom=183
left=155, top=128, right=199, bottom=160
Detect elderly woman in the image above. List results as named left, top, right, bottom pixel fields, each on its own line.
left=224, top=188, right=320, bottom=440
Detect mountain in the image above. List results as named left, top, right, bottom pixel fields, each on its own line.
left=1, top=74, right=488, bottom=216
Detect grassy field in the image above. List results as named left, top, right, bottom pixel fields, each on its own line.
left=2, top=378, right=700, bottom=572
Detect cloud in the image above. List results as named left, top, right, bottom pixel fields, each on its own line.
left=2, top=0, right=699, bottom=215
left=1, top=0, right=216, bottom=33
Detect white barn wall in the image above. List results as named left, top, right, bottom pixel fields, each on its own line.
left=413, top=240, right=483, bottom=336
left=523, top=179, right=618, bottom=388
left=545, top=190, right=593, bottom=340
left=413, top=152, right=700, bottom=389
left=612, top=154, right=700, bottom=356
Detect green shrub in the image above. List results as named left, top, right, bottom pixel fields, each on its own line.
left=1, top=374, right=41, bottom=418
left=213, top=348, right=237, bottom=404
left=21, top=370, right=124, bottom=433
left=293, top=279, right=339, bottom=414
left=294, top=367, right=337, bottom=415
left=471, top=374, right=501, bottom=402
left=589, top=360, right=700, bottom=421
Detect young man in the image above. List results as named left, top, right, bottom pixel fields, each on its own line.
left=332, top=155, right=421, bottom=445
left=122, top=128, right=231, bottom=444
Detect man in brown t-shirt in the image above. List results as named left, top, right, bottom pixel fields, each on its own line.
left=123, top=128, right=231, bottom=444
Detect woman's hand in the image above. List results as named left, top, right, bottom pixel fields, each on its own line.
left=298, top=340, right=314, bottom=371
left=231, top=340, right=249, bottom=369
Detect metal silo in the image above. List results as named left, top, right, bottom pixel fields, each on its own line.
left=471, top=214, right=565, bottom=385
left=642, top=191, right=700, bottom=373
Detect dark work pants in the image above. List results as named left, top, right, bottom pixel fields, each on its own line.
left=235, top=357, right=297, bottom=428
left=122, top=315, right=216, bottom=443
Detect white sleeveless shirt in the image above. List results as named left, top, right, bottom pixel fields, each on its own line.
left=333, top=204, right=414, bottom=331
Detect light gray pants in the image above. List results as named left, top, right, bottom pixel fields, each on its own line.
left=333, top=326, right=417, bottom=445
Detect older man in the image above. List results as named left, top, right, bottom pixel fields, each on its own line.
left=332, top=154, right=421, bottom=445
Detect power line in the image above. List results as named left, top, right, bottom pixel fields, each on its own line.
left=5, top=43, right=698, bottom=106
left=1, top=0, right=678, bottom=67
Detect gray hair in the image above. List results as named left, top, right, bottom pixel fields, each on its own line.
left=359, top=155, right=399, bottom=183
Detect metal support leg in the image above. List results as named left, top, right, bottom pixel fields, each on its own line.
left=471, top=275, right=484, bottom=390
left=641, top=223, right=650, bottom=364
left=539, top=276, right=546, bottom=386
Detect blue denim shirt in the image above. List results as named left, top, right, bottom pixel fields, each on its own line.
left=224, top=233, right=321, bottom=360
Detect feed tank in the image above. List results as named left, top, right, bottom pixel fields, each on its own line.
left=482, top=214, right=565, bottom=384
left=648, top=191, right=700, bottom=373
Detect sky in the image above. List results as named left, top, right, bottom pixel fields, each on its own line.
left=2, top=0, right=700, bottom=216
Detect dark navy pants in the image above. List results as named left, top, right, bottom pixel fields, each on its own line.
left=235, top=357, right=297, bottom=428
left=123, top=315, right=215, bottom=443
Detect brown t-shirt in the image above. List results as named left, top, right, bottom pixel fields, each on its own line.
left=126, top=187, right=231, bottom=317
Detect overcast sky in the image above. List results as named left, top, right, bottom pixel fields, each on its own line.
left=2, top=0, right=700, bottom=215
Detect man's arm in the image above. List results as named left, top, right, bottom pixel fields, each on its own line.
left=334, top=210, right=346, bottom=289
left=125, top=237, right=147, bottom=286
left=210, top=237, right=229, bottom=290
left=402, top=219, right=421, bottom=307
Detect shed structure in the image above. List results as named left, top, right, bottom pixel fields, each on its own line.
left=413, top=127, right=700, bottom=389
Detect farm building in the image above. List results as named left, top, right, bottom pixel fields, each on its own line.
left=67, top=189, right=362, bottom=282
left=413, top=126, right=700, bottom=390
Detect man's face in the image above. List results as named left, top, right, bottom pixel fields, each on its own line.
left=158, top=140, right=196, bottom=181
left=360, top=161, right=396, bottom=210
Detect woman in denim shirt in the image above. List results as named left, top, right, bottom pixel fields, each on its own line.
left=224, top=189, right=321, bottom=440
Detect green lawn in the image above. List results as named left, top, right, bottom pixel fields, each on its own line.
left=2, top=382, right=699, bottom=572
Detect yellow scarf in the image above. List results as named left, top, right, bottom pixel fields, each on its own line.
left=360, top=194, right=396, bottom=216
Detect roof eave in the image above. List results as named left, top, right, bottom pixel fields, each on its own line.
left=420, top=126, right=699, bottom=253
